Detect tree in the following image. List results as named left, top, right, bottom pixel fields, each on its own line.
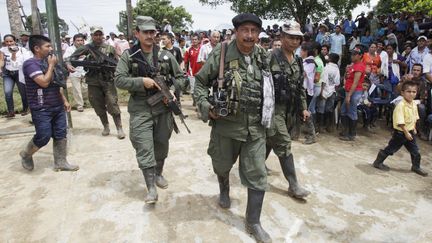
left=6, top=0, right=25, bottom=37
left=117, top=0, right=193, bottom=34
left=375, top=0, right=432, bottom=15
left=26, top=13, right=69, bottom=34
left=199, top=0, right=369, bottom=27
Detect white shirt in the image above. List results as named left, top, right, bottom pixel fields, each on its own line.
left=321, top=62, right=341, bottom=98
left=63, top=45, right=86, bottom=78
left=423, top=53, right=432, bottom=74
left=0, top=46, right=32, bottom=83
left=197, top=42, right=214, bottom=63
left=114, top=39, right=130, bottom=57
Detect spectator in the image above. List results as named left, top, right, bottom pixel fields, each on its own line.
left=330, top=25, right=345, bottom=64
left=406, top=36, right=429, bottom=71
left=362, top=42, right=381, bottom=85
left=340, top=46, right=366, bottom=141
left=301, top=42, right=317, bottom=144
left=315, top=24, right=328, bottom=45
left=358, top=82, right=378, bottom=133
left=161, top=32, right=183, bottom=65
left=197, top=30, right=220, bottom=64
left=0, top=34, right=30, bottom=117
left=342, top=14, right=356, bottom=41
left=348, top=31, right=361, bottom=51
left=114, top=32, right=130, bottom=57
left=360, top=30, right=373, bottom=48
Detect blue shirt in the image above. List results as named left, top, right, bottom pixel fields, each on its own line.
left=360, top=35, right=373, bottom=47
left=343, top=20, right=356, bottom=34
left=315, top=32, right=325, bottom=45
left=330, top=33, right=346, bottom=55
left=23, top=58, right=63, bottom=110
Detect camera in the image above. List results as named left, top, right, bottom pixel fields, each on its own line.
left=8, top=46, right=19, bottom=53
left=210, top=90, right=229, bottom=117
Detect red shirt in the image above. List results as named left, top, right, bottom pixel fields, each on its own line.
left=183, top=45, right=203, bottom=76
left=345, top=62, right=366, bottom=92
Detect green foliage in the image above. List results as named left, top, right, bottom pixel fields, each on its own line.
left=26, top=13, right=69, bottom=34
left=199, top=0, right=369, bottom=26
left=117, top=0, right=193, bottom=34
left=376, top=0, right=432, bottom=15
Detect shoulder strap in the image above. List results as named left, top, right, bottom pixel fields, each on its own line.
left=296, top=56, right=304, bottom=77
left=272, top=48, right=286, bottom=73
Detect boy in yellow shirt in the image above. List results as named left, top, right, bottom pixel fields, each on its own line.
left=372, top=81, right=428, bottom=176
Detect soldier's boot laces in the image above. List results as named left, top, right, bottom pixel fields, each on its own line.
left=113, top=114, right=125, bottom=139
left=279, top=154, right=310, bottom=199
left=53, top=139, right=79, bottom=172
left=217, top=175, right=230, bottom=208
left=142, top=167, right=158, bottom=204
left=245, top=188, right=272, bottom=243
left=19, top=140, right=39, bottom=171
left=155, top=160, right=168, bottom=189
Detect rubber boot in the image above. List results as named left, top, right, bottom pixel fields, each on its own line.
left=142, top=167, right=158, bottom=203
left=339, top=116, right=352, bottom=141
left=19, top=140, right=39, bottom=171
left=303, top=117, right=316, bottom=145
left=315, top=113, right=322, bottom=134
left=245, top=188, right=272, bottom=243
left=325, top=112, right=334, bottom=133
left=372, top=149, right=390, bottom=171
left=100, top=114, right=110, bottom=136
left=53, top=139, right=79, bottom=171
left=113, top=114, right=126, bottom=139
left=217, top=175, right=231, bottom=208
left=410, top=154, right=428, bottom=177
left=155, top=160, right=168, bottom=189
left=279, top=154, right=310, bottom=198
left=350, top=119, right=357, bottom=140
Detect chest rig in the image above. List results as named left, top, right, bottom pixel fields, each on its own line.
left=210, top=43, right=266, bottom=117
left=271, top=49, right=303, bottom=105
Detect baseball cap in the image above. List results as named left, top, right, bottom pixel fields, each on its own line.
left=418, top=35, right=427, bottom=41
left=136, top=16, right=157, bottom=31
left=91, top=26, right=104, bottom=34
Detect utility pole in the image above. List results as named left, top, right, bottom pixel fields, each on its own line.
left=6, top=0, right=25, bottom=37
left=31, top=0, right=42, bottom=34
left=126, top=0, right=133, bottom=39
left=45, top=0, right=73, bottom=128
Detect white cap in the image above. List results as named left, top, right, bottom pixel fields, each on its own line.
left=259, top=32, right=269, bottom=39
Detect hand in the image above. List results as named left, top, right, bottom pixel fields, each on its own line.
left=413, top=129, right=417, bottom=135
left=66, top=64, right=76, bottom=73
left=404, top=131, right=413, bottom=141
left=302, top=110, right=311, bottom=121
left=209, top=106, right=220, bottom=120
left=345, top=95, right=351, bottom=108
left=47, top=55, right=58, bottom=66
left=143, top=77, right=161, bottom=90
left=170, top=90, right=177, bottom=102
left=64, top=101, right=71, bottom=112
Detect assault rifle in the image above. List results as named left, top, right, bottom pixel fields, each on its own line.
left=147, top=75, right=191, bottom=134
left=70, top=60, right=117, bottom=71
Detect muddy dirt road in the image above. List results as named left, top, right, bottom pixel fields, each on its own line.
left=1, top=97, right=432, bottom=242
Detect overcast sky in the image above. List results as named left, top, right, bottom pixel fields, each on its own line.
left=0, top=0, right=377, bottom=36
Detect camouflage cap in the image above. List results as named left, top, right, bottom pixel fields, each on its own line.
left=90, top=26, right=104, bottom=34
left=20, top=31, right=31, bottom=36
left=136, top=16, right=157, bottom=31
left=282, top=21, right=303, bottom=36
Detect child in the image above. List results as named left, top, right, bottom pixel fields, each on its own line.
left=19, top=35, right=79, bottom=172
left=318, top=53, right=340, bottom=132
left=358, top=81, right=378, bottom=132
left=372, top=81, right=428, bottom=176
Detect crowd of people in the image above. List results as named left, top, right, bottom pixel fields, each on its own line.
left=1, top=9, right=432, bottom=243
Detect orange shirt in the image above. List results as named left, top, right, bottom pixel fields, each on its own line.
left=362, top=53, right=381, bottom=75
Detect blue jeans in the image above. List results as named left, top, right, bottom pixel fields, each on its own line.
left=31, top=105, right=67, bottom=148
left=2, top=71, right=28, bottom=113
left=341, top=90, right=362, bottom=120
left=317, top=93, right=336, bottom=114
left=308, top=85, right=321, bottom=114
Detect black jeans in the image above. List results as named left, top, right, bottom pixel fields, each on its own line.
left=383, top=130, right=421, bottom=168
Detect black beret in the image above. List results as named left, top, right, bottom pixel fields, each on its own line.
left=232, top=13, right=262, bottom=29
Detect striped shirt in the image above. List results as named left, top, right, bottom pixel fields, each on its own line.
left=23, top=58, right=62, bottom=110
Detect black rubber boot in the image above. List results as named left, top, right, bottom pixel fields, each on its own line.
left=339, top=115, right=349, bottom=138
left=53, top=139, right=79, bottom=171
left=372, top=149, right=390, bottom=171
left=245, top=188, right=272, bottom=243
left=325, top=112, right=334, bottom=133
left=410, top=154, right=428, bottom=177
left=217, top=175, right=231, bottom=208
left=113, top=114, right=125, bottom=139
left=155, top=160, right=168, bottom=189
left=279, top=154, right=310, bottom=198
left=350, top=119, right=357, bottom=140
left=142, top=167, right=158, bottom=204
left=100, top=114, right=110, bottom=136
left=19, top=140, right=39, bottom=171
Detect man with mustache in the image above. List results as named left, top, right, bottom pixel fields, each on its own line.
left=194, top=13, right=272, bottom=243
left=114, top=16, right=184, bottom=204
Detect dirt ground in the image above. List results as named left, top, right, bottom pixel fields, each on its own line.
left=1, top=96, right=432, bottom=243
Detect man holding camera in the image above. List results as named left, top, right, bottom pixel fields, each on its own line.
left=194, top=13, right=272, bottom=243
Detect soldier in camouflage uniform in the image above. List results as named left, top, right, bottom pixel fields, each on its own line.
left=194, top=13, right=272, bottom=243
left=114, top=16, right=184, bottom=204
left=66, top=26, right=125, bottom=139
left=266, top=21, right=311, bottom=199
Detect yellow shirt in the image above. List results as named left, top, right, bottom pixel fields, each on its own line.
left=393, top=99, right=419, bottom=131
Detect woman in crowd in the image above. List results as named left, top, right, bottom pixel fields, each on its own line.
left=362, top=42, right=382, bottom=86
left=0, top=34, right=31, bottom=117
